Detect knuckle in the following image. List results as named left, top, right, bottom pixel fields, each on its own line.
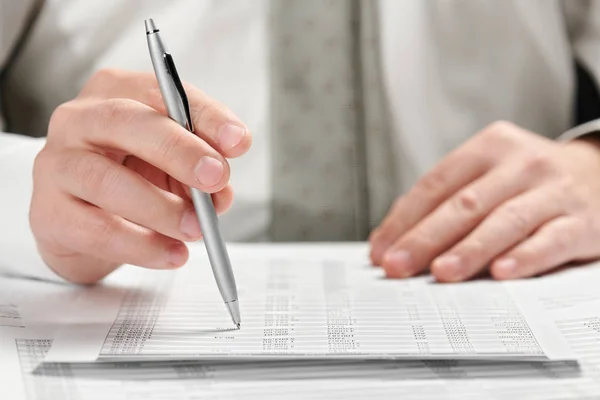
left=481, top=120, right=515, bottom=139
left=68, top=154, right=121, bottom=200
left=520, top=153, right=557, bottom=177
left=413, top=169, right=447, bottom=201
left=89, top=68, right=122, bottom=86
left=101, top=97, right=133, bottom=111
left=500, top=204, right=530, bottom=234
left=452, top=188, right=484, bottom=216
left=81, top=68, right=125, bottom=97
left=462, top=148, right=490, bottom=167
left=478, top=120, right=523, bottom=148
left=48, top=101, right=78, bottom=135
left=156, top=130, right=187, bottom=165
left=96, top=98, right=139, bottom=130
left=82, top=213, right=119, bottom=254
left=191, top=102, right=223, bottom=131
left=190, top=101, right=211, bottom=123
left=487, top=120, right=515, bottom=132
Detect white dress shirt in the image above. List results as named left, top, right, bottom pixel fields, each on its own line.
left=1, top=0, right=599, bottom=280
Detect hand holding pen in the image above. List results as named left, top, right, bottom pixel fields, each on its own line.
left=30, top=26, right=251, bottom=289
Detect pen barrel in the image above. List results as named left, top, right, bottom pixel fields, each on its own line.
left=146, top=25, right=239, bottom=306
left=191, top=189, right=239, bottom=302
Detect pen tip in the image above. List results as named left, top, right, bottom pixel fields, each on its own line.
left=226, top=300, right=241, bottom=329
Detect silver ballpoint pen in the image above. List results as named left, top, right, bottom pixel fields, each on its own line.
left=145, top=18, right=241, bottom=328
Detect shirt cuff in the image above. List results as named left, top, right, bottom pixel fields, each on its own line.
left=557, top=118, right=600, bottom=142
left=0, top=133, right=67, bottom=284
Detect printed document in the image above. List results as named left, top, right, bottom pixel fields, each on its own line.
left=6, top=244, right=600, bottom=399
left=45, top=244, right=572, bottom=362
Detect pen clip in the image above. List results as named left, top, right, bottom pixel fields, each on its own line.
left=163, top=52, right=194, bottom=132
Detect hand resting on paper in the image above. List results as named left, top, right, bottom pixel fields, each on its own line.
left=370, top=121, right=600, bottom=282
left=29, top=69, right=252, bottom=284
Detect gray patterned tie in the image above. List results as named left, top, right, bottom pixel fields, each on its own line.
left=270, top=0, right=369, bottom=241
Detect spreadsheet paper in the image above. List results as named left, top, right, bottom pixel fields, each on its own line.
left=44, top=244, right=572, bottom=362
left=7, top=245, right=600, bottom=399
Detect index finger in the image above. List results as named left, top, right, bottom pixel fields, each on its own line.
left=81, top=69, right=252, bottom=158
left=58, top=98, right=231, bottom=194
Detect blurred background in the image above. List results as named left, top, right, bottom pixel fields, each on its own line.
left=1, top=0, right=599, bottom=243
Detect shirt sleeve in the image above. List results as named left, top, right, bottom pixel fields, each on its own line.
left=559, top=119, right=600, bottom=141
left=0, top=132, right=66, bottom=282
left=560, top=0, right=600, bottom=141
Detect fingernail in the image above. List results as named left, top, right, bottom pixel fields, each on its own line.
left=180, top=209, right=202, bottom=239
left=218, top=124, right=246, bottom=151
left=194, top=156, right=224, bottom=187
left=167, top=242, right=187, bottom=267
left=432, top=254, right=463, bottom=280
left=494, top=258, right=517, bottom=278
left=383, top=250, right=412, bottom=278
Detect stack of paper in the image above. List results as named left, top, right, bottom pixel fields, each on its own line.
left=3, top=243, right=600, bottom=399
